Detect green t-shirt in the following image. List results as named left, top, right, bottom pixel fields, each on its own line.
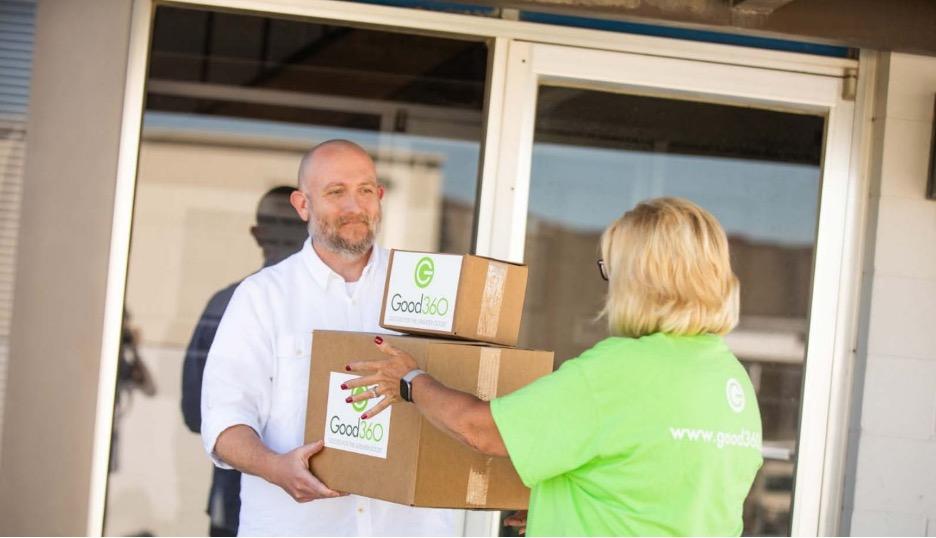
left=490, top=333, right=763, bottom=536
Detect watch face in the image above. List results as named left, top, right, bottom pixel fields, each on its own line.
left=399, top=378, right=411, bottom=402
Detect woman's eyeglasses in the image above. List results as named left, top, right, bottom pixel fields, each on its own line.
left=597, top=259, right=608, bottom=281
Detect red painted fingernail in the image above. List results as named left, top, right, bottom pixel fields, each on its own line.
left=361, top=414, right=368, bottom=420
left=340, top=383, right=348, bottom=390
left=345, top=397, right=352, bottom=403
left=345, top=365, right=351, bottom=371
left=374, top=336, right=383, bottom=345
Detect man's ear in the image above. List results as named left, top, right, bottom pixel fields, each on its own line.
left=249, top=225, right=263, bottom=248
left=378, top=185, right=385, bottom=200
left=290, top=190, right=311, bottom=222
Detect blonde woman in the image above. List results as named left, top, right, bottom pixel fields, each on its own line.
left=346, top=197, right=763, bottom=536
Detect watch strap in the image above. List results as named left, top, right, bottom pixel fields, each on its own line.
left=401, top=369, right=426, bottom=402
left=402, top=369, right=426, bottom=383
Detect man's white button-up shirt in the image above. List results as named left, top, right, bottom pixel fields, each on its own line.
left=201, top=239, right=458, bottom=536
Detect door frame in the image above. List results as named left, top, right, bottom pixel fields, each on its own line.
left=480, top=40, right=867, bottom=536
left=93, top=0, right=868, bottom=535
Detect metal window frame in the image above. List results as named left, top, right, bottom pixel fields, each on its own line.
left=488, top=43, right=866, bottom=538
left=91, top=0, right=869, bottom=536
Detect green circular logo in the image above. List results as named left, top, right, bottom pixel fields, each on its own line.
left=414, top=256, right=435, bottom=288
left=351, top=386, right=368, bottom=412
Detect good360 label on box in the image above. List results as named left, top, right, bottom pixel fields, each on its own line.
left=323, top=372, right=392, bottom=459
left=383, top=252, right=462, bottom=332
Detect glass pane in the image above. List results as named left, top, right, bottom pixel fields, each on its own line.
left=105, top=6, right=488, bottom=535
left=519, top=85, right=823, bottom=536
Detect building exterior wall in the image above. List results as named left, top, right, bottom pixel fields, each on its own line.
left=498, top=0, right=936, bottom=56
left=0, top=0, right=36, bottom=463
left=2, top=1, right=935, bottom=535
left=0, top=0, right=133, bottom=534
left=845, top=52, right=936, bottom=536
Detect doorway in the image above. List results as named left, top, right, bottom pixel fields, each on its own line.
left=99, top=3, right=861, bottom=536
left=483, top=41, right=856, bottom=536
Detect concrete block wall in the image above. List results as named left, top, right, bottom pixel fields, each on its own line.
left=846, top=52, right=936, bottom=536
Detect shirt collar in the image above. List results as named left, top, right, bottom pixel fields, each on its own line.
left=301, top=237, right=382, bottom=289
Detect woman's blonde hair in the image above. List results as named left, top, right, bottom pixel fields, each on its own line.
left=600, top=197, right=739, bottom=338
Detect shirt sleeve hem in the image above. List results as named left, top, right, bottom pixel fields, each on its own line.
left=490, top=397, right=539, bottom=488
left=202, top=416, right=262, bottom=470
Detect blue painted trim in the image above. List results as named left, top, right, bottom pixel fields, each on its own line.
left=520, top=11, right=851, bottom=58
left=343, top=0, right=851, bottom=58
left=348, top=0, right=498, bottom=17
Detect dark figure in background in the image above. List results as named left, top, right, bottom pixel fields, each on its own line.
left=181, top=186, right=307, bottom=537
left=111, top=309, right=157, bottom=474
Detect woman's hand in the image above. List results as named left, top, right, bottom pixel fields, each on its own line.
left=343, top=336, right=418, bottom=419
left=346, top=335, right=509, bottom=457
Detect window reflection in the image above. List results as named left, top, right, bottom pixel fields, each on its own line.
left=105, top=7, right=487, bottom=535
left=520, top=86, right=823, bottom=537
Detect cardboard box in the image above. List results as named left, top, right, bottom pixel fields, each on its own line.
left=305, top=330, right=554, bottom=509
left=379, top=250, right=528, bottom=346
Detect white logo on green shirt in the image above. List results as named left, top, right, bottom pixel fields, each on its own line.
left=726, top=378, right=745, bottom=413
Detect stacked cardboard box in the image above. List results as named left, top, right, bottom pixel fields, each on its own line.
left=379, top=250, right=529, bottom=346
left=305, top=250, right=554, bottom=510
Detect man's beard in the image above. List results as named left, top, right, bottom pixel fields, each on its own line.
left=309, top=209, right=380, bottom=259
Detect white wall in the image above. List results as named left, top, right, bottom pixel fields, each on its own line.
left=845, top=52, right=936, bottom=536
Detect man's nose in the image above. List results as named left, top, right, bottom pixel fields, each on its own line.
left=345, top=191, right=376, bottom=213
left=339, top=192, right=363, bottom=212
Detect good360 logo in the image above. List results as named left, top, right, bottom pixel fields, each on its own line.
left=329, top=386, right=384, bottom=442
left=726, top=378, right=745, bottom=413
left=350, top=386, right=368, bottom=412
left=414, top=256, right=435, bottom=288
left=389, top=256, right=449, bottom=316
left=328, top=416, right=384, bottom=443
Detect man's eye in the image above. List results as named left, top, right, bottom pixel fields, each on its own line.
left=326, top=189, right=343, bottom=197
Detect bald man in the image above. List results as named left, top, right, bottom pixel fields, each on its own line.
left=200, top=141, right=457, bottom=536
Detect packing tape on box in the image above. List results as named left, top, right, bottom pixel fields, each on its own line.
left=468, top=349, right=499, bottom=505
left=466, top=457, right=493, bottom=506
left=476, top=348, right=501, bottom=402
left=477, top=261, right=508, bottom=338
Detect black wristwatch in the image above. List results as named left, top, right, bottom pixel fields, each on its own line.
left=400, top=369, right=426, bottom=402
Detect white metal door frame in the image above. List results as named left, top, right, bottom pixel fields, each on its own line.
left=94, top=1, right=864, bottom=535
left=482, top=40, right=859, bottom=537
left=88, top=0, right=152, bottom=535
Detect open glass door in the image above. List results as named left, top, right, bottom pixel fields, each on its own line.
left=104, top=5, right=492, bottom=535
left=479, top=41, right=855, bottom=536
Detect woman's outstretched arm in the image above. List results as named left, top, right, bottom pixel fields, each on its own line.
left=344, top=337, right=508, bottom=457
left=409, top=374, right=508, bottom=457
